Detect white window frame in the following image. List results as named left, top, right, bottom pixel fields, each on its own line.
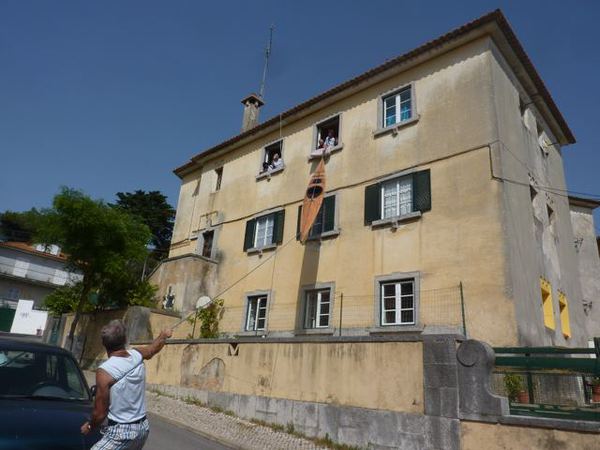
left=380, top=175, right=413, bottom=220
left=304, top=289, right=331, bottom=329
left=254, top=214, right=275, bottom=248
left=380, top=279, right=416, bottom=326
left=382, top=86, right=412, bottom=128
left=245, top=295, right=268, bottom=331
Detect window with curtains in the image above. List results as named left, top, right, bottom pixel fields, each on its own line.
left=364, top=170, right=431, bottom=225
left=380, top=279, right=415, bottom=326
left=304, top=289, right=331, bottom=329
left=381, top=176, right=413, bottom=219
left=245, top=295, right=268, bottom=331
left=243, top=210, right=286, bottom=252
left=383, top=86, right=412, bottom=127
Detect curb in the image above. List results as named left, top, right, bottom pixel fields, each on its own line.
left=146, top=409, right=243, bottom=450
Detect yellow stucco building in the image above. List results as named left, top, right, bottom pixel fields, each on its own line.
left=151, top=10, right=585, bottom=348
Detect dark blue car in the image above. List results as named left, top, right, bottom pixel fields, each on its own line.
left=0, top=337, right=101, bottom=449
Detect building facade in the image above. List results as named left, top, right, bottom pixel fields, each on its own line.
left=153, top=11, right=586, bottom=347
left=0, top=241, right=81, bottom=332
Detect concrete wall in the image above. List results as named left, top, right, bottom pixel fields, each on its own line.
left=461, top=421, right=599, bottom=450
left=488, top=41, right=587, bottom=346
left=167, top=37, right=526, bottom=346
left=144, top=338, right=424, bottom=414
left=569, top=204, right=600, bottom=338
left=148, top=254, right=217, bottom=313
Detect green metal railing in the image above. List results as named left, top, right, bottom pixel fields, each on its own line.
left=493, top=338, right=600, bottom=421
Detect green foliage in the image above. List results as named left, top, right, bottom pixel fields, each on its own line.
left=0, top=209, right=43, bottom=242
left=187, top=299, right=224, bottom=339
left=44, top=283, right=94, bottom=316
left=113, top=190, right=175, bottom=258
left=37, top=188, right=151, bottom=278
left=504, top=373, right=524, bottom=400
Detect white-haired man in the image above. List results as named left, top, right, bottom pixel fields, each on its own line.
left=81, top=319, right=172, bottom=449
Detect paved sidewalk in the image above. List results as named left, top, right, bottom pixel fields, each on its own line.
left=146, top=391, right=327, bottom=450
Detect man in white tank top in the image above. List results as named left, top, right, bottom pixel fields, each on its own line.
left=80, top=319, right=172, bottom=449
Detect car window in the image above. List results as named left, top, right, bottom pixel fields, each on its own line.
left=0, top=348, right=89, bottom=400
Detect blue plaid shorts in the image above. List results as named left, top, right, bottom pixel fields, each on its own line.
left=91, top=418, right=150, bottom=450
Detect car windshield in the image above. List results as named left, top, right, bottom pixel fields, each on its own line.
left=0, top=348, right=89, bottom=401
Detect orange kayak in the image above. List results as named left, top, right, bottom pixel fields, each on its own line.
left=300, top=158, right=326, bottom=242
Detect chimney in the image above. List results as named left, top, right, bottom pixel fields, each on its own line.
left=241, top=93, right=264, bottom=132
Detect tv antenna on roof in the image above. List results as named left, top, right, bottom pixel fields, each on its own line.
left=258, top=24, right=275, bottom=99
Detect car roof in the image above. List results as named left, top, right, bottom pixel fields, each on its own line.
left=0, top=335, right=74, bottom=357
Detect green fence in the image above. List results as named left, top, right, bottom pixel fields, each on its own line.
left=492, top=339, right=600, bottom=421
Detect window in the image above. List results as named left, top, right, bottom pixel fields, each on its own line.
left=364, top=170, right=431, bottom=225
left=380, top=279, right=415, bottom=326
left=304, top=289, right=331, bottom=329
left=383, top=86, right=412, bottom=127
left=558, top=292, right=571, bottom=339
left=215, top=167, right=223, bottom=191
left=260, top=141, right=284, bottom=174
left=540, top=278, right=555, bottom=330
left=6, top=288, right=20, bottom=300
left=315, top=115, right=340, bottom=152
left=381, top=176, right=413, bottom=219
left=201, top=230, right=214, bottom=259
left=296, top=195, right=337, bottom=239
left=243, top=210, right=286, bottom=251
left=547, top=205, right=554, bottom=223
left=245, top=295, right=268, bottom=331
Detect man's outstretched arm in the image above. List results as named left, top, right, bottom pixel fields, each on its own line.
left=134, top=328, right=173, bottom=360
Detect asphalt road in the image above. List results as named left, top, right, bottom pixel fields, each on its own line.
left=145, top=413, right=235, bottom=450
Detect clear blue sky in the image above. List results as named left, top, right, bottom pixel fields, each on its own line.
left=1, top=1, right=599, bottom=230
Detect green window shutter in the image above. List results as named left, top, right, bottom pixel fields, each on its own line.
left=364, top=183, right=381, bottom=225
left=273, top=209, right=286, bottom=244
left=323, top=195, right=336, bottom=232
left=413, top=170, right=431, bottom=213
left=296, top=205, right=302, bottom=240
left=243, top=218, right=256, bottom=251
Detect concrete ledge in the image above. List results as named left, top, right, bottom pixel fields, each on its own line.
left=462, top=415, right=600, bottom=434
left=131, top=332, right=452, bottom=345
left=148, top=384, right=460, bottom=450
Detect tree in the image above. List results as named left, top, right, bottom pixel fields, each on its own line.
left=0, top=209, right=42, bottom=242
left=113, top=190, right=175, bottom=257
left=36, top=188, right=151, bottom=349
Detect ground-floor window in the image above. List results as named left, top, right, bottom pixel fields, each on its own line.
left=380, top=279, right=415, bottom=325
left=245, top=295, right=268, bottom=331
left=304, top=289, right=331, bottom=329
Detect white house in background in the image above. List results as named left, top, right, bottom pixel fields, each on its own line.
left=0, top=241, right=81, bottom=332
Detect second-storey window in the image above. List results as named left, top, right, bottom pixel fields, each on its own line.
left=304, top=289, right=331, bottom=329
left=243, top=210, right=286, bottom=251
left=381, top=176, right=412, bottom=219
left=364, top=170, right=431, bottom=225
left=380, top=279, right=415, bottom=326
left=255, top=215, right=274, bottom=248
left=383, top=86, right=412, bottom=127
left=296, top=195, right=337, bottom=239
left=246, top=295, right=268, bottom=331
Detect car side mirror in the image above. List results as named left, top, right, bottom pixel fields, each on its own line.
left=90, top=385, right=97, bottom=397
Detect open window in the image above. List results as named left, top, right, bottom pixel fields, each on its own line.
left=258, top=140, right=284, bottom=177
left=201, top=230, right=214, bottom=259
left=312, top=115, right=341, bottom=158
left=215, top=167, right=223, bottom=191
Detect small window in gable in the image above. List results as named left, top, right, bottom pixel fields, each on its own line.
left=201, top=230, right=214, bottom=259
left=383, top=86, right=412, bottom=128
left=215, top=167, right=223, bottom=191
